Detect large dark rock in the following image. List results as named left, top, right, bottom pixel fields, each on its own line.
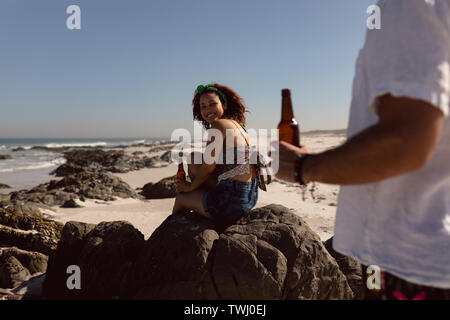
left=0, top=256, right=30, bottom=288
left=43, top=221, right=145, bottom=299
left=0, top=207, right=63, bottom=255
left=43, top=204, right=354, bottom=300
left=134, top=204, right=353, bottom=300
left=42, top=221, right=96, bottom=299
left=133, top=212, right=220, bottom=299
left=323, top=237, right=364, bottom=300
left=140, top=175, right=177, bottom=199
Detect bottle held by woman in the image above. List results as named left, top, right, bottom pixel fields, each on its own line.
left=177, top=158, right=186, bottom=181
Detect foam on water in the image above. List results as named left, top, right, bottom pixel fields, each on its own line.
left=43, top=141, right=108, bottom=148
left=0, top=157, right=66, bottom=173
left=0, top=138, right=163, bottom=191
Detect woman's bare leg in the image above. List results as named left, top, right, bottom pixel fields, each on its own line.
left=172, top=196, right=185, bottom=214
left=172, top=152, right=216, bottom=215
left=172, top=188, right=211, bottom=217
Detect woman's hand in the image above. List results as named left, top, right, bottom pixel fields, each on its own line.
left=176, top=179, right=193, bottom=193
left=273, top=141, right=310, bottom=183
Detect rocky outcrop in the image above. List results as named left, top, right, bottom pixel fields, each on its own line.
left=9, top=172, right=140, bottom=206
left=0, top=246, right=47, bottom=298
left=43, top=205, right=354, bottom=300
left=0, top=184, right=11, bottom=189
left=140, top=175, right=177, bottom=199
left=48, top=172, right=140, bottom=201
left=147, top=142, right=177, bottom=153
left=135, top=205, right=353, bottom=300
left=0, top=206, right=63, bottom=255
left=133, top=212, right=219, bottom=299
left=0, top=154, right=13, bottom=160
left=43, top=221, right=145, bottom=299
left=0, top=256, right=30, bottom=288
left=323, top=237, right=364, bottom=300
left=0, top=247, right=48, bottom=274
left=0, top=201, right=49, bottom=215
left=160, top=151, right=171, bottom=162
left=60, top=199, right=82, bottom=208
left=9, top=189, right=75, bottom=207
left=148, top=146, right=172, bottom=153
left=51, top=149, right=158, bottom=177
left=0, top=173, right=136, bottom=296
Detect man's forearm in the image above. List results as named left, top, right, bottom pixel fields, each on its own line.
left=302, top=124, right=422, bottom=185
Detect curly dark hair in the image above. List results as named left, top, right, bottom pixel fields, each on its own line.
left=192, top=83, right=249, bottom=129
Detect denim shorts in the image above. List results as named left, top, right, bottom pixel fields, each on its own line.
left=202, top=178, right=259, bottom=224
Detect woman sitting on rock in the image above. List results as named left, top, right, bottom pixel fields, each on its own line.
left=172, top=83, right=270, bottom=225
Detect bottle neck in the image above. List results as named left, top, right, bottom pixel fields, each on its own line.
left=281, top=95, right=295, bottom=120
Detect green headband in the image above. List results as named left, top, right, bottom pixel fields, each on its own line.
left=196, top=84, right=227, bottom=102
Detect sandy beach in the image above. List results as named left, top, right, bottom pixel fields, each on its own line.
left=37, top=131, right=346, bottom=241
left=0, top=130, right=349, bottom=300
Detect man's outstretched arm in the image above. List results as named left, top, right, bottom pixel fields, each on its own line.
left=276, top=94, right=445, bottom=185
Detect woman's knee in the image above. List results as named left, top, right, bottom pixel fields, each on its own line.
left=187, top=152, right=203, bottom=180
left=188, top=163, right=201, bottom=181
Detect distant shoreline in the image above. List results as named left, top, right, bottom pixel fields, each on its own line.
left=1, top=129, right=347, bottom=141
left=302, top=128, right=347, bottom=135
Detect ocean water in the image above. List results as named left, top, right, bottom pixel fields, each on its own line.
left=0, top=138, right=167, bottom=193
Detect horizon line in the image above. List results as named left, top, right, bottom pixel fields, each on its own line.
left=0, top=128, right=347, bottom=140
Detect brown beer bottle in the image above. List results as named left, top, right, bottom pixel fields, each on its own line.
left=177, top=159, right=186, bottom=181
left=277, top=89, right=300, bottom=146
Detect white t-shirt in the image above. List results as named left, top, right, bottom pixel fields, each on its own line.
left=334, top=0, right=450, bottom=289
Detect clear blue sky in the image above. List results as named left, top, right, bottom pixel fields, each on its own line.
left=0, top=0, right=375, bottom=139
